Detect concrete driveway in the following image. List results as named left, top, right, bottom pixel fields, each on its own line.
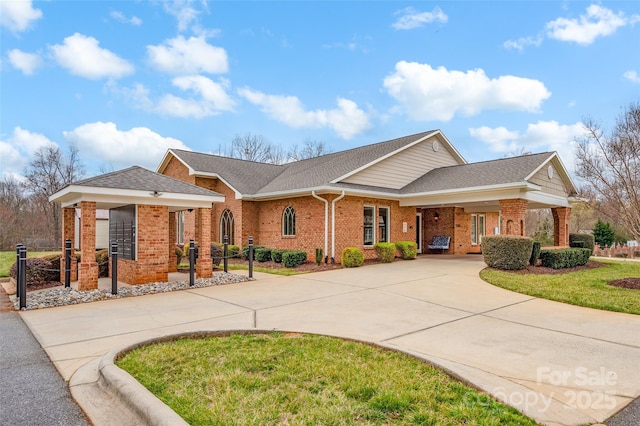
left=19, top=255, right=640, bottom=425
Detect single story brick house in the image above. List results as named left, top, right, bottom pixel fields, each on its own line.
left=50, top=129, right=577, bottom=289
left=158, top=129, right=577, bottom=263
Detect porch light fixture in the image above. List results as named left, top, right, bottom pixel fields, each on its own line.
left=433, top=212, right=440, bottom=222
left=150, top=190, right=163, bottom=197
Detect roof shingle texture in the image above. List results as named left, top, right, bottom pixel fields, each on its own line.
left=73, top=166, right=222, bottom=197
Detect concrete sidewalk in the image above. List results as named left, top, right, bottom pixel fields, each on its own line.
left=18, top=256, right=640, bottom=425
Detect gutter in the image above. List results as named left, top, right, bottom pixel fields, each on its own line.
left=331, top=191, right=345, bottom=263
left=311, top=191, right=329, bottom=263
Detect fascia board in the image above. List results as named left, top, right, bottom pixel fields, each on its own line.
left=156, top=149, right=195, bottom=175
left=524, top=152, right=578, bottom=195
left=329, top=131, right=438, bottom=184
left=434, top=130, right=467, bottom=164
left=53, top=185, right=224, bottom=207
left=523, top=191, right=572, bottom=208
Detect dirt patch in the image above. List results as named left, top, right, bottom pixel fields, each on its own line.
left=488, top=261, right=606, bottom=275
left=608, top=278, right=640, bottom=290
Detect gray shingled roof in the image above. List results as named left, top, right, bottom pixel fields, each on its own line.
left=73, top=166, right=222, bottom=197
left=400, top=152, right=554, bottom=193
left=171, top=131, right=438, bottom=194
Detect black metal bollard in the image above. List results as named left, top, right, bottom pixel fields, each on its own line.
left=19, top=246, right=27, bottom=310
left=111, top=241, right=118, bottom=295
left=65, top=239, right=72, bottom=288
left=223, top=235, right=228, bottom=273
left=189, top=239, right=195, bottom=286
left=248, top=236, right=254, bottom=279
left=15, top=244, right=23, bottom=304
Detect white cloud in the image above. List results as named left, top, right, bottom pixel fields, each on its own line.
left=163, top=0, right=207, bottom=32
left=147, top=35, right=228, bottom=75
left=51, top=33, right=134, bottom=80
left=624, top=70, right=640, bottom=84
left=110, top=11, right=142, bottom=26
left=0, top=127, right=57, bottom=178
left=503, top=35, right=543, bottom=51
left=63, top=122, right=190, bottom=170
left=238, top=88, right=370, bottom=139
left=546, top=4, right=632, bottom=45
left=470, top=120, right=587, bottom=172
left=7, top=49, right=42, bottom=75
left=0, top=0, right=42, bottom=33
left=392, top=6, right=447, bottom=30
left=383, top=61, right=551, bottom=121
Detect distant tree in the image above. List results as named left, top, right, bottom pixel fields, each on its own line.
left=231, top=133, right=274, bottom=163
left=0, top=176, right=27, bottom=249
left=576, top=103, right=640, bottom=243
left=289, top=139, right=332, bottom=161
left=504, top=146, right=532, bottom=158
left=23, top=144, right=84, bottom=248
left=593, top=219, right=615, bottom=248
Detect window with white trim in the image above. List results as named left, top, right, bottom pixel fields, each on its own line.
left=282, top=206, right=295, bottom=236
left=471, top=214, right=486, bottom=245
left=364, top=206, right=375, bottom=246
left=220, top=209, right=234, bottom=245
left=177, top=211, right=185, bottom=244
left=378, top=207, right=390, bottom=243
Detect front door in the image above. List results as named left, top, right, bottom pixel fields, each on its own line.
left=416, top=213, right=422, bottom=253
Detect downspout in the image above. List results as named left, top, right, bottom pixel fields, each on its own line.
left=331, top=191, right=346, bottom=263
left=311, top=191, right=329, bottom=263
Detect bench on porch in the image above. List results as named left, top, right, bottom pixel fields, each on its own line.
left=428, top=236, right=451, bottom=253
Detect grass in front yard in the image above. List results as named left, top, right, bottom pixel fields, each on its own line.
left=224, top=263, right=306, bottom=276
left=117, top=333, right=537, bottom=425
left=480, top=260, right=640, bottom=314
left=0, top=251, right=60, bottom=278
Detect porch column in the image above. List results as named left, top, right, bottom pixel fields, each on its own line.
left=552, top=207, right=571, bottom=247
left=60, top=207, right=77, bottom=282
left=78, top=201, right=98, bottom=290
left=196, top=207, right=212, bottom=278
left=499, top=199, right=528, bottom=237
left=168, top=211, right=178, bottom=273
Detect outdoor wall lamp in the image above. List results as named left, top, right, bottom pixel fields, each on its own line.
left=150, top=190, right=162, bottom=197
left=433, top=212, right=440, bottom=222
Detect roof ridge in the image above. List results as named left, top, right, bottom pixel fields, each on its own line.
left=73, top=165, right=142, bottom=185
left=171, top=148, right=285, bottom=168
left=434, top=151, right=554, bottom=171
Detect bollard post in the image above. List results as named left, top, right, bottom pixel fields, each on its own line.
left=19, top=246, right=27, bottom=310
left=15, top=244, right=23, bottom=304
left=111, top=241, right=118, bottom=295
left=248, top=236, right=254, bottom=279
left=189, top=239, right=195, bottom=286
left=223, top=235, right=228, bottom=273
left=65, top=239, right=72, bottom=288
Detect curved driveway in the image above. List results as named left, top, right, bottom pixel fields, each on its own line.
left=20, top=256, right=640, bottom=425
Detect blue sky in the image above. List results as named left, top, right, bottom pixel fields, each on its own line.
left=1, top=0, right=639, bottom=180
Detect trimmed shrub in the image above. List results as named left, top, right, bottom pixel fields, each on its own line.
left=282, top=250, right=307, bottom=268
left=342, top=247, right=364, bottom=268
left=95, top=249, right=109, bottom=278
left=374, top=242, right=395, bottom=263
left=271, top=249, right=285, bottom=264
left=255, top=248, right=273, bottom=262
left=395, top=241, right=417, bottom=260
left=242, top=245, right=264, bottom=260
left=482, top=235, right=533, bottom=271
left=539, top=248, right=591, bottom=269
left=211, top=243, right=223, bottom=267
left=41, top=254, right=63, bottom=282
left=10, top=258, right=57, bottom=286
left=175, top=245, right=183, bottom=264
left=569, top=234, right=595, bottom=253
left=529, top=241, right=541, bottom=266
left=227, top=245, right=240, bottom=258
left=315, top=248, right=323, bottom=266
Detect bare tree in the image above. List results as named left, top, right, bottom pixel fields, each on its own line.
left=289, top=139, right=331, bottom=161
left=23, top=144, right=84, bottom=248
left=231, top=133, right=274, bottom=163
left=575, top=103, right=640, bottom=242
left=0, top=176, right=27, bottom=249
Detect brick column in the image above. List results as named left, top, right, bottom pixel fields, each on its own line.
left=168, top=211, right=178, bottom=273
left=60, top=207, right=77, bottom=282
left=78, top=201, right=98, bottom=290
left=552, top=207, right=571, bottom=247
left=499, top=199, right=528, bottom=237
left=196, top=207, right=212, bottom=278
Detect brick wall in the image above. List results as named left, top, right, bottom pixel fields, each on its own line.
left=78, top=201, right=98, bottom=290
left=421, top=207, right=499, bottom=254
left=552, top=207, right=571, bottom=247
left=499, top=199, right=528, bottom=237
left=168, top=211, right=177, bottom=272
left=195, top=207, right=212, bottom=278
left=423, top=207, right=455, bottom=254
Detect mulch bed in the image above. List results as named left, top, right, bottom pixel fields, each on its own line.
left=220, top=258, right=383, bottom=272
left=502, top=260, right=606, bottom=275
left=608, top=278, right=640, bottom=290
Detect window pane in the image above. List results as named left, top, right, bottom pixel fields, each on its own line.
left=220, top=209, right=234, bottom=245
left=364, top=206, right=374, bottom=246
left=471, top=215, right=477, bottom=245
left=283, top=206, right=295, bottom=236
left=479, top=215, right=486, bottom=242
left=378, top=207, right=389, bottom=243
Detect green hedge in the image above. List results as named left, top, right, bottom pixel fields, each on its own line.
left=255, top=248, right=272, bottom=262
left=529, top=241, right=541, bottom=266
left=539, top=248, right=591, bottom=269
left=315, top=248, right=323, bottom=266
left=395, top=241, right=417, bottom=260
left=374, top=242, right=395, bottom=263
left=242, top=245, right=264, bottom=260
left=482, top=236, right=533, bottom=270
left=569, top=233, right=595, bottom=253
left=271, top=249, right=285, bottom=263
left=342, top=247, right=364, bottom=268
left=282, top=250, right=307, bottom=268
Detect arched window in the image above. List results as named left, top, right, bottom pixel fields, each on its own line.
left=220, top=209, right=234, bottom=244
left=282, top=206, right=295, bottom=236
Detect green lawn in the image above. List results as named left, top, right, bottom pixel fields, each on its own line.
left=480, top=260, right=640, bottom=315
left=0, top=251, right=60, bottom=278
left=117, top=333, right=537, bottom=425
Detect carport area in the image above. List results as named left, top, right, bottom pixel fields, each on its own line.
left=49, top=166, right=224, bottom=290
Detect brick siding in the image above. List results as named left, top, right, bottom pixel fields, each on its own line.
left=78, top=201, right=98, bottom=290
